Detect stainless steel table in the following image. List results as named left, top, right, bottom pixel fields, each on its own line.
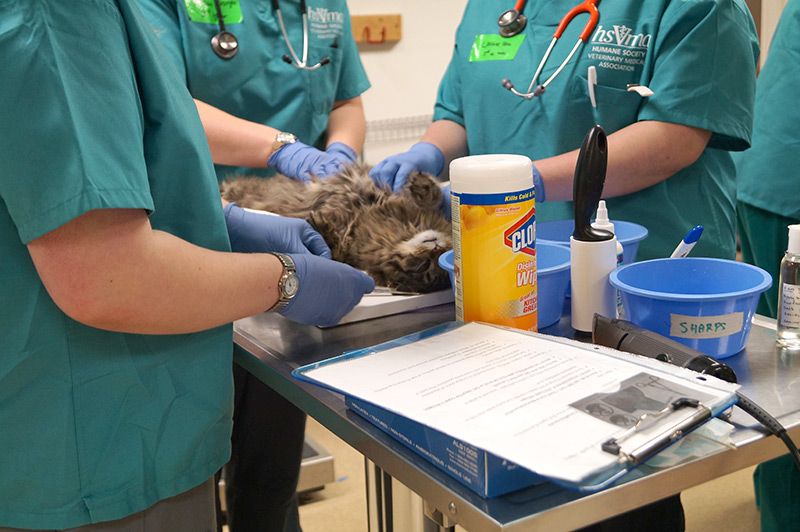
left=233, top=307, right=800, bottom=531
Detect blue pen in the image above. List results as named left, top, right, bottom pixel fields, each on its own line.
left=670, top=225, right=704, bottom=258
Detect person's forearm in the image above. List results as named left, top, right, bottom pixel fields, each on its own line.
left=194, top=99, right=279, bottom=168
left=535, top=121, right=711, bottom=202
left=29, top=209, right=281, bottom=335
left=326, top=96, right=366, bottom=153
left=421, top=120, right=468, bottom=179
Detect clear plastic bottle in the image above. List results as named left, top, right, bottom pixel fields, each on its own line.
left=777, top=224, right=800, bottom=349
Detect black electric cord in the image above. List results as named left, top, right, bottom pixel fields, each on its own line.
left=735, top=392, right=800, bottom=471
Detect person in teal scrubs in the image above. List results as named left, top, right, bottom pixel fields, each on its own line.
left=136, top=2, right=371, bottom=530
left=0, top=1, right=373, bottom=530
left=139, top=0, right=370, bottom=182
left=371, top=1, right=759, bottom=530
left=734, top=2, right=800, bottom=530
left=372, top=0, right=759, bottom=262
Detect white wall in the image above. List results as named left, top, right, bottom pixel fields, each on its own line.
left=348, top=0, right=468, bottom=163
left=349, top=0, right=467, bottom=121
left=760, top=0, right=788, bottom=63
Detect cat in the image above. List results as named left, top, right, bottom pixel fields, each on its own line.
left=220, top=165, right=452, bottom=293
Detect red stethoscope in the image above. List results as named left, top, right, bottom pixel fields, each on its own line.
left=499, top=0, right=601, bottom=99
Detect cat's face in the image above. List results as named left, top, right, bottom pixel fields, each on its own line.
left=373, top=229, right=452, bottom=293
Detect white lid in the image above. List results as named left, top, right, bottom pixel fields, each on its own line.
left=449, top=154, right=533, bottom=194
left=591, top=200, right=615, bottom=233
left=789, top=224, right=800, bottom=254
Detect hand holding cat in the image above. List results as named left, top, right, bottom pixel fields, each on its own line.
left=278, top=254, right=375, bottom=326
left=369, top=142, right=444, bottom=193
left=224, top=203, right=332, bottom=257
left=268, top=141, right=343, bottom=182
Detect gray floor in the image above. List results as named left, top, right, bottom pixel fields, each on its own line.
left=298, top=418, right=761, bottom=532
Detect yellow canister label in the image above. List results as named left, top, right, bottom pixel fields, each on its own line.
left=452, top=188, right=538, bottom=331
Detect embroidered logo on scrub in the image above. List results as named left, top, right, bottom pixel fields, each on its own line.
left=469, top=34, right=526, bottom=62
left=588, top=24, right=651, bottom=72
left=184, top=0, right=243, bottom=24
left=308, top=7, right=344, bottom=41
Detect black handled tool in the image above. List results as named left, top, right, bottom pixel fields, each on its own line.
left=572, top=125, right=612, bottom=243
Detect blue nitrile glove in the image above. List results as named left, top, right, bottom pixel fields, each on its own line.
left=440, top=183, right=452, bottom=221
left=224, top=203, right=332, bottom=257
left=279, top=254, right=375, bottom=327
left=369, top=142, right=445, bottom=193
left=533, top=163, right=545, bottom=203
left=268, top=141, right=343, bottom=182
left=325, top=142, right=358, bottom=165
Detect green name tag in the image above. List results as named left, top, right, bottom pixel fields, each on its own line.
left=469, top=34, right=525, bottom=62
left=184, top=0, right=243, bottom=24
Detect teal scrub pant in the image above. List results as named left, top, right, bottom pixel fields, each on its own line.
left=738, top=200, right=800, bottom=532
left=0, top=478, right=216, bottom=532
left=737, top=201, right=799, bottom=318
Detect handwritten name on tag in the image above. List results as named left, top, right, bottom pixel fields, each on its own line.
left=669, top=312, right=744, bottom=339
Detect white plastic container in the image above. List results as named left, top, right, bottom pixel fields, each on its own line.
left=450, top=154, right=538, bottom=331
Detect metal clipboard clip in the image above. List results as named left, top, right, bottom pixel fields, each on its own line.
left=601, top=397, right=711, bottom=465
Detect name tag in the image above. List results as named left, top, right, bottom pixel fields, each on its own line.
left=184, top=0, right=243, bottom=24
left=669, top=312, right=744, bottom=340
left=469, top=34, right=525, bottom=62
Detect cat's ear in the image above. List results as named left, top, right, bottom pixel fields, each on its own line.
left=403, top=172, right=442, bottom=210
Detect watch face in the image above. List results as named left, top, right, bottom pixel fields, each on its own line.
left=284, top=273, right=300, bottom=298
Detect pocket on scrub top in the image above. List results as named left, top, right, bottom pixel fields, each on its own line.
left=570, top=75, right=643, bottom=134
left=307, top=44, right=344, bottom=115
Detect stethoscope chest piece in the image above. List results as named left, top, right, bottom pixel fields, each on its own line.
left=498, top=9, right=527, bottom=37
left=211, top=30, right=239, bottom=59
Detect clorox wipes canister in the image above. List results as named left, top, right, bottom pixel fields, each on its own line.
left=449, top=154, right=538, bottom=331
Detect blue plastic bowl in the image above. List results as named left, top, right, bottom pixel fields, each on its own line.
left=610, top=258, right=772, bottom=359
left=437, top=242, right=571, bottom=329
left=537, top=219, right=648, bottom=265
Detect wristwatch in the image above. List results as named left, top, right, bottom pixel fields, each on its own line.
left=271, top=131, right=298, bottom=154
left=268, top=253, right=300, bottom=312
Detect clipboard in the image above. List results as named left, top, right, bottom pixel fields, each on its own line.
left=293, top=322, right=739, bottom=493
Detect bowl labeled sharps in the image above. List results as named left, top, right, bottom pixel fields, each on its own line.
left=449, top=155, right=537, bottom=331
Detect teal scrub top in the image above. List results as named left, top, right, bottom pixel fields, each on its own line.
left=0, top=1, right=233, bottom=528
left=138, top=0, right=371, bottom=180
left=435, top=0, right=759, bottom=260
left=735, top=0, right=800, bottom=220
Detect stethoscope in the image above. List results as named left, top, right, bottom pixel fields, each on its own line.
left=211, top=0, right=330, bottom=71
left=499, top=0, right=601, bottom=99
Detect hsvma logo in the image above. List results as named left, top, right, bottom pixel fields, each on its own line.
left=592, top=25, right=651, bottom=49
left=504, top=210, right=536, bottom=256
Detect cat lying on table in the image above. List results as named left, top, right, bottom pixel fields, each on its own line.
left=220, top=165, right=452, bottom=294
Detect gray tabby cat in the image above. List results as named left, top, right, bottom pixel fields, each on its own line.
left=220, top=165, right=452, bottom=293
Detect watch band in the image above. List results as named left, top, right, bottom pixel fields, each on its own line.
left=268, top=252, right=299, bottom=313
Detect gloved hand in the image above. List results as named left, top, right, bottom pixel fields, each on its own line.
left=533, top=163, right=545, bottom=203
left=440, top=183, right=452, bottom=221
left=224, top=203, right=332, bottom=257
left=268, top=141, right=343, bottom=182
left=279, top=254, right=375, bottom=327
left=369, top=142, right=444, bottom=193
left=325, top=142, right=358, bottom=165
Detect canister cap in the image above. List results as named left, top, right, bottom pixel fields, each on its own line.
left=449, top=154, right=533, bottom=194
left=788, top=224, right=800, bottom=254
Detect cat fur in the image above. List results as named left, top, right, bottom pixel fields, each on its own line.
left=220, top=165, right=452, bottom=293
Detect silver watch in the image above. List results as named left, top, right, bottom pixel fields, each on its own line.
left=269, top=253, right=300, bottom=313
left=271, top=131, right=298, bottom=154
